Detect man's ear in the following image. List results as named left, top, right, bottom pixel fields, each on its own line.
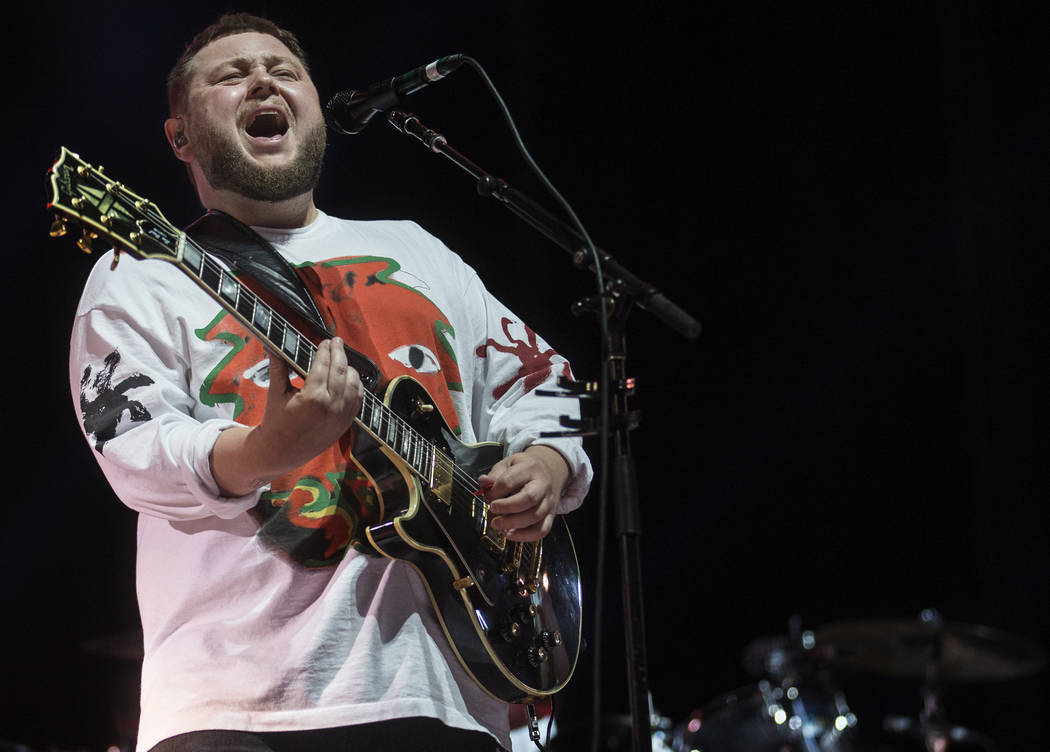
left=164, top=117, right=192, bottom=161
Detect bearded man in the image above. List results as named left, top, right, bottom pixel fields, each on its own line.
left=69, top=13, right=590, bottom=752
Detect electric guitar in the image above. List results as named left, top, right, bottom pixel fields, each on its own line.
left=48, top=146, right=581, bottom=703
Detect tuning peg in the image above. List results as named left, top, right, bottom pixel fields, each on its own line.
left=49, top=215, right=68, bottom=238
left=76, top=228, right=98, bottom=254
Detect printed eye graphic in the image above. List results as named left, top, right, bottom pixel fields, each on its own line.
left=388, top=344, right=441, bottom=374
left=243, top=359, right=303, bottom=388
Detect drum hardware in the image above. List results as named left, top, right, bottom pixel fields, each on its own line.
left=881, top=715, right=997, bottom=752
left=671, top=616, right=859, bottom=752
left=814, top=608, right=1047, bottom=751
left=812, top=608, right=1047, bottom=682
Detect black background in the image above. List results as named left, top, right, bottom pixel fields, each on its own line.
left=3, top=2, right=1048, bottom=751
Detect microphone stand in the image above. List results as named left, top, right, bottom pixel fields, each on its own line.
left=384, top=109, right=701, bottom=752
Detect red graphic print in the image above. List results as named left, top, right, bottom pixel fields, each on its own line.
left=197, top=256, right=465, bottom=567
left=475, top=317, right=568, bottom=400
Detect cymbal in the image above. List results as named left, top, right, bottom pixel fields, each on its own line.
left=814, top=617, right=1047, bottom=681
left=883, top=715, right=996, bottom=751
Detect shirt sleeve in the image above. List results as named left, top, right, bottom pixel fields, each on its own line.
left=461, top=271, right=593, bottom=514
left=69, top=251, right=262, bottom=521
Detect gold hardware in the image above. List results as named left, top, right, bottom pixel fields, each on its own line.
left=101, top=212, right=116, bottom=227
left=76, top=228, right=97, bottom=254
left=452, top=575, right=475, bottom=592
left=76, top=164, right=91, bottom=176
left=482, top=516, right=507, bottom=554
left=105, top=181, right=123, bottom=194
left=411, top=397, right=435, bottom=421
left=110, top=248, right=121, bottom=270
left=71, top=197, right=85, bottom=210
left=527, top=542, right=544, bottom=593
left=49, top=216, right=68, bottom=237
left=500, top=541, right=523, bottom=573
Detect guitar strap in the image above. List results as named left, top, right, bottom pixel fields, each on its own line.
left=184, top=209, right=381, bottom=391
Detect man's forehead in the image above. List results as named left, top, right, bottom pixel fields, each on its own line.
left=193, top=31, right=301, bottom=73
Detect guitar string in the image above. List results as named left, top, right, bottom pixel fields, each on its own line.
left=101, top=172, right=536, bottom=560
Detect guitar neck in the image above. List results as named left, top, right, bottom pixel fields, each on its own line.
left=48, top=146, right=449, bottom=492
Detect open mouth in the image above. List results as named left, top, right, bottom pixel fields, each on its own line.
left=245, top=110, right=289, bottom=139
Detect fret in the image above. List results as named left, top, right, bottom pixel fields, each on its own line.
left=182, top=243, right=203, bottom=277
left=370, top=397, right=383, bottom=433
left=282, top=325, right=299, bottom=360
left=415, top=436, right=428, bottom=473
left=200, top=260, right=221, bottom=292
left=295, top=342, right=313, bottom=372
left=411, top=434, right=422, bottom=471
left=235, top=288, right=255, bottom=319
left=400, top=427, right=411, bottom=462
left=252, top=302, right=270, bottom=334
left=269, top=317, right=286, bottom=349
left=425, top=444, right=436, bottom=486
left=218, top=271, right=238, bottom=304
left=359, top=394, right=373, bottom=427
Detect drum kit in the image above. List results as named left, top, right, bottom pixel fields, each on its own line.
left=8, top=610, right=1044, bottom=752
left=665, top=609, right=1047, bottom=752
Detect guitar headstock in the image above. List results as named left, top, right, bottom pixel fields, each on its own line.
left=47, top=146, right=183, bottom=263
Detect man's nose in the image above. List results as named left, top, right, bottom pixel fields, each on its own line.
left=247, top=69, right=279, bottom=98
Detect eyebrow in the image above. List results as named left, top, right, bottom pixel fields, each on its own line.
left=206, top=53, right=302, bottom=77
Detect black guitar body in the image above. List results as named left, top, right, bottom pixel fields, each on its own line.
left=364, top=377, right=582, bottom=702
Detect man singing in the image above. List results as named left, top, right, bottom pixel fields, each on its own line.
left=69, top=13, right=590, bottom=752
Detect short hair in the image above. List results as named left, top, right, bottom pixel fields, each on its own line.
left=166, top=13, right=311, bottom=116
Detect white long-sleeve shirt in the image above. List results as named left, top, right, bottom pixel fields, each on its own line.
left=69, top=211, right=591, bottom=751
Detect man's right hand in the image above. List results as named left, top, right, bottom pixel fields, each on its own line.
left=211, top=337, right=363, bottom=497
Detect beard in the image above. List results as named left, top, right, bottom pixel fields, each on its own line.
left=191, top=118, right=327, bottom=202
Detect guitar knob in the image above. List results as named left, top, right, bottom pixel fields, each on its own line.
left=517, top=603, right=538, bottom=621
left=526, top=646, right=549, bottom=667
left=540, top=630, right=562, bottom=648
left=500, top=622, right=521, bottom=643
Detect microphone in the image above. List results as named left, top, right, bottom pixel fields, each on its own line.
left=325, top=54, right=465, bottom=135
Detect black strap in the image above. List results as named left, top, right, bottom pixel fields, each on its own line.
left=185, top=210, right=381, bottom=391
left=185, top=210, right=328, bottom=332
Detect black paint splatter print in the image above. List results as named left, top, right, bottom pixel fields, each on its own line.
left=80, top=350, right=154, bottom=453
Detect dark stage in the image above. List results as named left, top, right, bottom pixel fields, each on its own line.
left=3, top=2, right=1048, bottom=751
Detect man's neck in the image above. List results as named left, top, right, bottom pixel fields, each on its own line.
left=199, top=187, right=318, bottom=229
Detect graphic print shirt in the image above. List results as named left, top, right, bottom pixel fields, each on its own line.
left=69, top=211, right=591, bottom=751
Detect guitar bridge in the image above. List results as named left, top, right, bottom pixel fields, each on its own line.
left=482, top=516, right=507, bottom=554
